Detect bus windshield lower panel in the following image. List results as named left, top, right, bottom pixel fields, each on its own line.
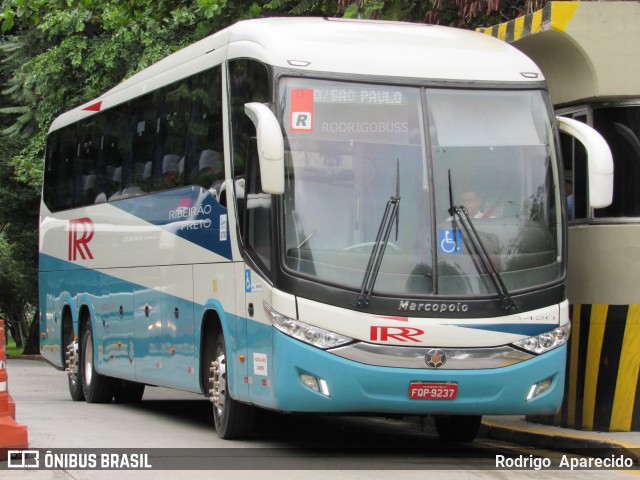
left=279, top=79, right=562, bottom=298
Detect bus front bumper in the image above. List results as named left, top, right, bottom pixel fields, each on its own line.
left=265, top=329, right=565, bottom=416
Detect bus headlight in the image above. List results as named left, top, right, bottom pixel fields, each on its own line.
left=263, top=301, right=353, bottom=349
left=513, top=323, right=571, bottom=355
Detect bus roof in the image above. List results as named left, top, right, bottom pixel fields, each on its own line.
left=51, top=17, right=544, bottom=132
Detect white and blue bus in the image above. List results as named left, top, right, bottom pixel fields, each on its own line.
left=38, top=17, right=613, bottom=442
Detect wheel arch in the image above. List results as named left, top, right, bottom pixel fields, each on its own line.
left=60, top=303, right=76, bottom=366
left=200, top=308, right=223, bottom=396
left=77, top=302, right=92, bottom=337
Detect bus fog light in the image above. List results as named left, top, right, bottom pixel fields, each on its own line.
left=527, top=377, right=553, bottom=401
left=300, top=373, right=330, bottom=396
left=300, top=373, right=319, bottom=391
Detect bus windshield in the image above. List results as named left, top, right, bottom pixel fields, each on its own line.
left=279, top=78, right=561, bottom=297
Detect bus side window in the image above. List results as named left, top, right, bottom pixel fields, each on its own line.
left=244, top=140, right=271, bottom=270
left=44, top=126, right=77, bottom=211
left=100, top=105, right=127, bottom=202
left=186, top=67, right=224, bottom=191
left=228, top=59, right=271, bottom=272
left=154, top=79, right=191, bottom=191
left=122, top=94, right=157, bottom=198
left=43, top=131, right=61, bottom=211
left=76, top=119, right=101, bottom=205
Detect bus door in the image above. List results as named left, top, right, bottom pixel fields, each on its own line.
left=243, top=267, right=274, bottom=406
left=238, top=142, right=276, bottom=406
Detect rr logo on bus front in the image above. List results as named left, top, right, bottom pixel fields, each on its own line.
left=370, top=326, right=424, bottom=343
left=68, top=217, right=95, bottom=261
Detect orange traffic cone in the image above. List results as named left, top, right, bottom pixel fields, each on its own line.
left=0, top=319, right=28, bottom=461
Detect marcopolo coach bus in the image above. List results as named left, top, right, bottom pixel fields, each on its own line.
left=38, top=17, right=613, bottom=442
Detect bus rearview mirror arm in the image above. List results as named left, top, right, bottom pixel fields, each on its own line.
left=556, top=116, right=614, bottom=209
left=245, top=103, right=285, bottom=195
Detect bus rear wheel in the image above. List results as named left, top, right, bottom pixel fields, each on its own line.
left=434, top=415, right=482, bottom=443
left=210, top=331, right=255, bottom=439
left=81, top=321, right=116, bottom=403
left=64, top=324, right=84, bottom=402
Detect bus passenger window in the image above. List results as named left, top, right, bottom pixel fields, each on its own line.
left=43, top=127, right=77, bottom=211
left=187, top=67, right=224, bottom=191
left=77, top=119, right=101, bottom=205
left=100, top=106, right=127, bottom=202
left=123, top=94, right=157, bottom=197
left=154, top=79, right=191, bottom=191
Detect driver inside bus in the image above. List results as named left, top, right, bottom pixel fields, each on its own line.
left=462, top=190, right=484, bottom=218
left=447, top=190, right=494, bottom=220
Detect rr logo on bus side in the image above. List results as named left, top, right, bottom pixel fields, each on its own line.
left=68, top=217, right=95, bottom=261
left=370, top=325, right=424, bottom=343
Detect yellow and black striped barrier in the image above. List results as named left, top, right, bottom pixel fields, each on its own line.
left=476, top=1, right=579, bottom=42
left=531, top=304, right=640, bottom=432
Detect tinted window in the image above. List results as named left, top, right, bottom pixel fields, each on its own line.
left=154, top=79, right=191, bottom=191
left=43, top=67, right=225, bottom=211
left=228, top=59, right=271, bottom=271
left=122, top=94, right=157, bottom=198
left=43, top=127, right=77, bottom=211
left=187, top=67, right=224, bottom=189
left=593, top=106, right=640, bottom=218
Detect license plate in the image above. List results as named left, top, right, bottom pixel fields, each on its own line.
left=409, top=382, right=458, bottom=400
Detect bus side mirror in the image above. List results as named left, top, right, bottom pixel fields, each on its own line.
left=557, top=116, right=614, bottom=209
left=245, top=103, right=285, bottom=195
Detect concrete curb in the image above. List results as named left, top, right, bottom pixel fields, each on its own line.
left=480, top=418, right=640, bottom=464
left=6, top=355, right=44, bottom=361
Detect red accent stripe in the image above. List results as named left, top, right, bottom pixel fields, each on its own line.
left=374, top=315, right=409, bottom=322
left=83, top=101, right=102, bottom=112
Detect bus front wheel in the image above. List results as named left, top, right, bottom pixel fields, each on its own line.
left=210, top=331, right=255, bottom=439
left=434, top=415, right=482, bottom=443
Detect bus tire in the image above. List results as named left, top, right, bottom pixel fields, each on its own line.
left=114, top=380, right=145, bottom=404
left=64, top=314, right=84, bottom=402
left=210, top=331, right=256, bottom=439
left=434, top=415, right=482, bottom=443
left=81, top=321, right=116, bottom=403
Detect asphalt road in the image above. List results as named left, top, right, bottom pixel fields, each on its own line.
left=0, top=358, right=635, bottom=480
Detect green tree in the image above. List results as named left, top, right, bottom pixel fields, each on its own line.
left=0, top=0, right=256, bottom=352
left=0, top=131, right=39, bottom=350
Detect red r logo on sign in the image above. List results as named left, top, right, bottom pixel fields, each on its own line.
left=370, top=326, right=424, bottom=343
left=68, top=217, right=95, bottom=261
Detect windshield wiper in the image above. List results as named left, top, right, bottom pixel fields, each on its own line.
left=447, top=172, right=517, bottom=312
left=355, top=161, right=401, bottom=308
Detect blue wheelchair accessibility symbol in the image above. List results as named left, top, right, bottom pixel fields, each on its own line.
left=438, top=229, right=463, bottom=254
left=245, top=269, right=252, bottom=292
